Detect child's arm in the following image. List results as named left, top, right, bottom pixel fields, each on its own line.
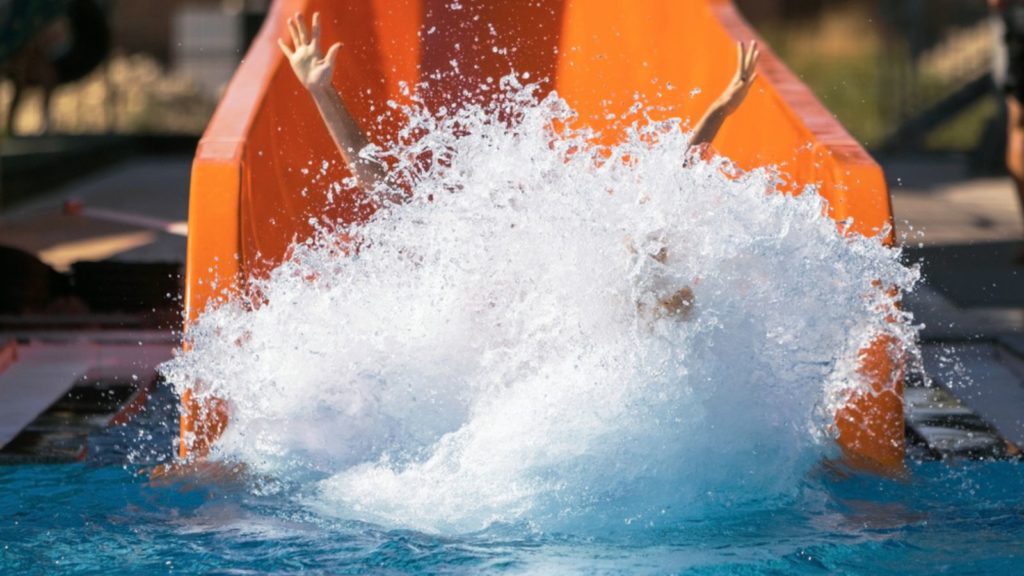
left=689, top=41, right=760, bottom=154
left=279, top=12, right=385, bottom=190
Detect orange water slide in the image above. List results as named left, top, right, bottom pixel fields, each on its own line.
left=183, top=0, right=903, bottom=471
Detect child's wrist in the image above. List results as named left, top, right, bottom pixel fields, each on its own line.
left=308, top=83, right=334, bottom=99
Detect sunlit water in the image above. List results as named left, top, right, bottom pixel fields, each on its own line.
left=4, top=82, right=1022, bottom=573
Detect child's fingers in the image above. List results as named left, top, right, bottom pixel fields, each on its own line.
left=312, top=12, right=321, bottom=45
left=294, top=12, right=309, bottom=44
left=288, top=17, right=301, bottom=47
left=277, top=37, right=294, bottom=58
left=324, top=42, right=341, bottom=65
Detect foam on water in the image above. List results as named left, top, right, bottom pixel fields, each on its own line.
left=160, top=79, right=919, bottom=534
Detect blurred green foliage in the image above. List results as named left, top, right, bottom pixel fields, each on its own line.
left=749, top=2, right=998, bottom=152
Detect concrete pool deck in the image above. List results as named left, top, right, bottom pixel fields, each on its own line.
left=886, top=156, right=1024, bottom=341
left=0, top=157, right=189, bottom=456
left=885, top=156, right=1024, bottom=451
left=0, top=153, right=1021, bottom=458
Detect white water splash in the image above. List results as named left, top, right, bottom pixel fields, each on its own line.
left=161, top=78, right=919, bottom=534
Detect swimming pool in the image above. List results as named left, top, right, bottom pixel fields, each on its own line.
left=1, top=383, right=1022, bottom=575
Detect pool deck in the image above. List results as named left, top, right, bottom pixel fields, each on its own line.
left=885, top=156, right=1024, bottom=451
left=0, top=156, right=188, bottom=453
left=0, top=153, right=1022, bottom=458
left=0, top=339, right=175, bottom=451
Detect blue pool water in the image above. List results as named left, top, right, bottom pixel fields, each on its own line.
left=1, top=385, right=1022, bottom=574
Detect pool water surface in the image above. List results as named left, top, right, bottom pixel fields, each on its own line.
left=1, top=384, right=1022, bottom=575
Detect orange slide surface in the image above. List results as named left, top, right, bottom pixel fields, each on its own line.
left=183, top=0, right=903, bottom=472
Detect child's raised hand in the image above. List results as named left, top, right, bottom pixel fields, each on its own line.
left=716, top=41, right=759, bottom=115
left=278, top=12, right=341, bottom=92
